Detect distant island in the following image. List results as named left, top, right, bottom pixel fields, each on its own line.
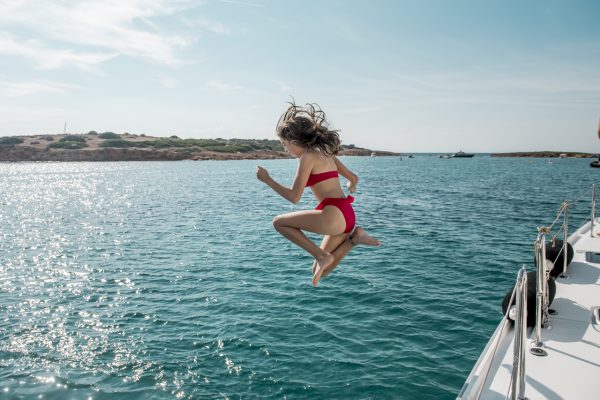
left=491, top=151, right=595, bottom=158
left=0, top=132, right=400, bottom=162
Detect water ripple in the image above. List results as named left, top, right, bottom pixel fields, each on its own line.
left=0, top=158, right=596, bottom=399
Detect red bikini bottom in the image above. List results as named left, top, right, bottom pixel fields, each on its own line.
left=315, top=195, right=355, bottom=233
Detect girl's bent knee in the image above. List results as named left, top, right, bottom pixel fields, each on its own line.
left=272, top=215, right=284, bottom=230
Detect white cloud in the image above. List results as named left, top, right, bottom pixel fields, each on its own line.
left=156, top=75, right=180, bottom=88
left=216, top=0, right=264, bottom=8
left=207, top=79, right=243, bottom=92
left=191, top=17, right=232, bottom=34
left=0, top=32, right=116, bottom=71
left=0, top=0, right=200, bottom=69
left=334, top=69, right=600, bottom=111
left=0, top=79, right=78, bottom=96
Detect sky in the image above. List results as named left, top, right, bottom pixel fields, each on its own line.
left=0, top=0, right=599, bottom=153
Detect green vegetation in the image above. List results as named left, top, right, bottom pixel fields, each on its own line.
left=0, top=133, right=382, bottom=160
left=207, top=144, right=254, bottom=153
left=0, top=137, right=24, bottom=146
left=61, top=135, right=86, bottom=143
left=97, top=137, right=284, bottom=153
left=99, top=139, right=136, bottom=148
left=48, top=135, right=88, bottom=149
left=99, top=132, right=120, bottom=139
left=49, top=141, right=88, bottom=149
left=2, top=132, right=288, bottom=153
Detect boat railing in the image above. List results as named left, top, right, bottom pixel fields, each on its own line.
left=530, top=185, right=599, bottom=353
left=510, top=266, right=528, bottom=400
left=461, top=185, right=598, bottom=400
left=544, top=184, right=597, bottom=276
left=530, top=227, right=550, bottom=356
left=560, top=201, right=569, bottom=277
left=591, top=184, right=596, bottom=238
left=509, top=184, right=597, bottom=398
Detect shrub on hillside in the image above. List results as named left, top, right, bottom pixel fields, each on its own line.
left=48, top=141, right=88, bottom=149
left=99, top=132, right=120, bottom=139
left=208, top=144, right=253, bottom=153
left=139, top=139, right=174, bottom=148
left=181, top=139, right=223, bottom=147
left=0, top=137, right=24, bottom=146
left=100, top=139, right=137, bottom=148
left=60, top=135, right=86, bottom=143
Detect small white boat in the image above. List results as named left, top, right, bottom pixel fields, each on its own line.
left=458, top=185, right=600, bottom=400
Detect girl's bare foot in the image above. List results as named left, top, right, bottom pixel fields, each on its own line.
left=350, top=226, right=381, bottom=246
left=312, top=253, right=334, bottom=286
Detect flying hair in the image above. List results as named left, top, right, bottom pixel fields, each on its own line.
left=276, top=101, right=341, bottom=157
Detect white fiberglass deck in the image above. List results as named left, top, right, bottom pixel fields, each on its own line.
left=459, top=220, right=600, bottom=400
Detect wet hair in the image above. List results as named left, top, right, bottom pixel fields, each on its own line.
left=276, top=102, right=341, bottom=156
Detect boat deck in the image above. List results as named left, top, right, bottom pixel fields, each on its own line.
left=479, top=222, right=600, bottom=399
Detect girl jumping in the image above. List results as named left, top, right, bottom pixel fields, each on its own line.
left=256, top=102, right=380, bottom=286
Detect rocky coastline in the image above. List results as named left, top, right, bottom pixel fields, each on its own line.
left=491, top=151, right=595, bottom=158
left=0, top=133, right=400, bottom=162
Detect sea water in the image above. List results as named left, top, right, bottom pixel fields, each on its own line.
left=0, top=156, right=597, bottom=399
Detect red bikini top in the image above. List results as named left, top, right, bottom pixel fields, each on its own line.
left=306, top=170, right=339, bottom=187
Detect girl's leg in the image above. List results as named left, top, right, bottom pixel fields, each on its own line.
left=312, top=233, right=350, bottom=274
left=322, top=234, right=353, bottom=277
left=272, top=207, right=345, bottom=285
left=314, top=227, right=382, bottom=278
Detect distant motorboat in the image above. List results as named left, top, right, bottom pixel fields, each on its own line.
left=452, top=151, right=475, bottom=158
left=408, top=154, right=414, bottom=158
left=439, top=154, right=451, bottom=159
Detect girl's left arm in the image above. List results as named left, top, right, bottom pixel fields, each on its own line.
left=257, top=155, right=313, bottom=204
left=334, top=157, right=359, bottom=193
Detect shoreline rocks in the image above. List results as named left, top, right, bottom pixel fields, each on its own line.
left=491, top=151, right=595, bottom=158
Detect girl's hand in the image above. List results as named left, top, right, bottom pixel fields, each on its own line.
left=346, top=176, right=359, bottom=193
left=256, top=166, right=270, bottom=183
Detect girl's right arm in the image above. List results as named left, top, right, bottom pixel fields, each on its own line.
left=334, top=157, right=358, bottom=193
left=257, top=154, right=314, bottom=204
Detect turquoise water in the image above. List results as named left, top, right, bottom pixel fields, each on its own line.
left=0, top=156, right=597, bottom=399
